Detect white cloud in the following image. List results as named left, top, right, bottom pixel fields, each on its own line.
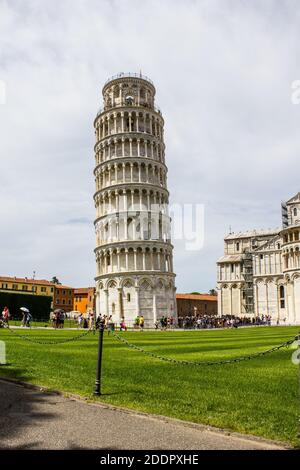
left=0, top=0, right=299, bottom=291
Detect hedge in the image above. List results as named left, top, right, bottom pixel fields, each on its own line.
left=0, top=292, right=52, bottom=320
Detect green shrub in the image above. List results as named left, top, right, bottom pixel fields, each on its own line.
left=0, top=292, right=52, bottom=320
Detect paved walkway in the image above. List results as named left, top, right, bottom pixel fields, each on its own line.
left=0, top=379, right=286, bottom=450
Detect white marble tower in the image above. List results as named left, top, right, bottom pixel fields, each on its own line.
left=93, top=73, right=176, bottom=326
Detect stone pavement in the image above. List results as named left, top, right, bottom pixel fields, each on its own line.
left=0, top=379, right=286, bottom=450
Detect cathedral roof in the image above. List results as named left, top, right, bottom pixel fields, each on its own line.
left=217, top=254, right=243, bottom=263
left=286, top=192, right=300, bottom=204
left=252, top=233, right=281, bottom=252
left=224, top=228, right=279, bottom=240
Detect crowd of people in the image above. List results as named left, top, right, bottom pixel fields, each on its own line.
left=78, top=313, right=146, bottom=333
left=0, top=304, right=274, bottom=331
left=50, top=310, right=66, bottom=329
left=177, top=314, right=272, bottom=329
left=155, top=316, right=175, bottom=330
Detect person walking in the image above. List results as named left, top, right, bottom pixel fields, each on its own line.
left=25, top=311, right=32, bottom=328
left=78, top=313, right=83, bottom=329
left=21, top=310, right=27, bottom=327
left=2, top=306, right=10, bottom=326
left=134, top=315, right=140, bottom=330
left=120, top=318, right=127, bottom=331
left=107, top=315, right=114, bottom=335
left=89, top=311, right=95, bottom=330
left=59, top=311, right=65, bottom=329
left=96, top=314, right=102, bottom=330
left=54, top=311, right=60, bottom=329
left=139, top=315, right=144, bottom=331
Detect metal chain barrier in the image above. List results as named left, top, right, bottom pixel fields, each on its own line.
left=112, top=332, right=299, bottom=366
left=4, top=325, right=95, bottom=345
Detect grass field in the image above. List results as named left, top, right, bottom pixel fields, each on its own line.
left=0, top=326, right=299, bottom=446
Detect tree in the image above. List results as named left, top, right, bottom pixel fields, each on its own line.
left=209, top=289, right=217, bottom=296
left=51, top=276, right=61, bottom=285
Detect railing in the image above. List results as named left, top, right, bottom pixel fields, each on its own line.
left=95, top=126, right=154, bottom=137
left=96, top=102, right=161, bottom=118
left=104, top=72, right=154, bottom=86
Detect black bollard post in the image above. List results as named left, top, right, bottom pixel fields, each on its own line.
left=94, top=320, right=105, bottom=396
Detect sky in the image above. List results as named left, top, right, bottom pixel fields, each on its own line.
left=0, top=0, right=300, bottom=292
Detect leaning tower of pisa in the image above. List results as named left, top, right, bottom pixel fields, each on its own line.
left=93, top=73, right=176, bottom=327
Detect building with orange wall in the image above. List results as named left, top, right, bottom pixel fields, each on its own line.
left=53, top=285, right=74, bottom=313
left=73, top=288, right=95, bottom=314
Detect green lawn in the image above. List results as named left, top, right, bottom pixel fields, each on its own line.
left=0, top=326, right=299, bottom=446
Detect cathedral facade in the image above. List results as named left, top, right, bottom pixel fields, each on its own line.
left=93, top=73, right=176, bottom=327
left=217, top=193, right=300, bottom=325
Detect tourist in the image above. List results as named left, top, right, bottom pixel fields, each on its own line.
left=59, top=311, right=65, bottom=329
left=96, top=315, right=105, bottom=330
left=89, top=311, right=95, bottom=330
left=50, top=311, right=55, bottom=327
left=21, top=310, right=27, bottom=327
left=78, top=313, right=83, bottom=328
left=139, top=315, right=144, bottom=331
left=95, top=314, right=101, bottom=330
left=2, top=306, right=10, bottom=325
left=107, top=315, right=114, bottom=335
left=160, top=316, right=167, bottom=330
left=134, top=315, right=140, bottom=329
left=54, top=311, right=60, bottom=329
left=26, top=311, right=32, bottom=328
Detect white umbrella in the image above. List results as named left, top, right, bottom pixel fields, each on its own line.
left=53, top=309, right=64, bottom=314
left=20, top=307, right=30, bottom=313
